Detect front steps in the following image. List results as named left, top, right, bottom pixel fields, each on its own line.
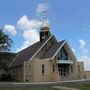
left=60, top=75, right=81, bottom=81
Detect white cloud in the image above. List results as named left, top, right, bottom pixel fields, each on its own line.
left=78, top=39, right=90, bottom=71
left=4, top=24, right=17, bottom=35
left=17, top=15, right=41, bottom=30
left=17, top=15, right=29, bottom=30
left=16, top=15, right=42, bottom=52
left=37, top=3, right=49, bottom=13
left=78, top=55, right=90, bottom=71
left=79, top=39, right=86, bottom=48
left=79, top=39, right=88, bottom=55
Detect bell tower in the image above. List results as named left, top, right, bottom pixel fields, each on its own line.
left=40, top=10, right=51, bottom=41
left=40, top=18, right=51, bottom=41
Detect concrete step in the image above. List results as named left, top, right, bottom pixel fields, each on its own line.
left=60, top=75, right=81, bottom=81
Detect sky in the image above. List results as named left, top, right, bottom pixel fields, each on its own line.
left=0, top=0, right=90, bottom=71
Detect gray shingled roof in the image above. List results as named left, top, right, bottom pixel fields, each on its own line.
left=9, top=34, right=65, bottom=68
left=41, top=40, right=65, bottom=59
left=10, top=36, right=52, bottom=67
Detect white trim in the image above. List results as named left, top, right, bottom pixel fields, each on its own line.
left=29, top=35, right=53, bottom=61
left=52, top=40, right=66, bottom=59
left=56, top=60, right=73, bottom=64
left=34, top=58, right=52, bottom=61
left=65, top=40, right=77, bottom=60
left=8, top=53, right=19, bottom=68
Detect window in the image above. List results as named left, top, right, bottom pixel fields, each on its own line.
left=78, top=65, right=80, bottom=71
left=42, top=64, right=45, bottom=74
left=25, top=65, right=27, bottom=75
left=57, top=47, right=68, bottom=60
left=45, top=32, right=48, bottom=36
left=52, top=65, right=55, bottom=72
left=71, top=65, right=73, bottom=73
left=29, top=65, right=31, bottom=75
left=57, top=56, right=60, bottom=60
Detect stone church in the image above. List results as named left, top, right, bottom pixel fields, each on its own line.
left=9, top=18, right=84, bottom=82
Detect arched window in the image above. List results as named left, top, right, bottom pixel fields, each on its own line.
left=57, top=47, right=68, bottom=60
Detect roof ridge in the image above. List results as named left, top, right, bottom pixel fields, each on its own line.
left=29, top=35, right=53, bottom=61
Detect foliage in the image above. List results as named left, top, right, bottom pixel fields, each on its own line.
left=0, top=69, right=12, bottom=81
left=0, top=29, right=13, bottom=51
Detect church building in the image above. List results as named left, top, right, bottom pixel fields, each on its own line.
left=9, top=18, right=84, bottom=82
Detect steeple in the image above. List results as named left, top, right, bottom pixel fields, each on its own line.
left=40, top=11, right=51, bottom=41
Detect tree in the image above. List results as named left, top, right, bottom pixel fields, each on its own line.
left=0, top=29, right=13, bottom=51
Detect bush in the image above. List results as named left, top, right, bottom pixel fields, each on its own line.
left=0, top=69, right=13, bottom=81
left=0, top=73, right=12, bottom=81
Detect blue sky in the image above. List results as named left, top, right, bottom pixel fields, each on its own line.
left=0, top=0, right=90, bottom=70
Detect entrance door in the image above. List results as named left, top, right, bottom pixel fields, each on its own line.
left=58, top=64, right=66, bottom=76
left=59, top=67, right=65, bottom=76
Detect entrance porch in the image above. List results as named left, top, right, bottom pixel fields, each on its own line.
left=57, top=63, right=74, bottom=81
left=58, top=64, right=71, bottom=76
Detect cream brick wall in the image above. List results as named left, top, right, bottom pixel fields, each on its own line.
left=84, top=71, right=90, bottom=79
left=34, top=59, right=59, bottom=82
left=23, top=60, right=34, bottom=82
left=73, top=61, right=84, bottom=79
left=9, top=59, right=85, bottom=82
left=24, top=59, right=59, bottom=82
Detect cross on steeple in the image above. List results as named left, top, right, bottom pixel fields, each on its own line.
left=40, top=10, right=51, bottom=41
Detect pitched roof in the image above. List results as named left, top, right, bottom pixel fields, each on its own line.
left=9, top=36, right=52, bottom=67
left=41, top=40, right=65, bottom=59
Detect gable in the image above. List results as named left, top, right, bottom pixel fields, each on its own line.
left=31, top=35, right=57, bottom=59
left=41, top=40, right=65, bottom=59
left=52, top=40, right=77, bottom=60
left=63, top=42, right=77, bottom=60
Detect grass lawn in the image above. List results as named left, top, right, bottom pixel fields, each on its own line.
left=62, top=82, right=90, bottom=90
left=0, top=87, right=64, bottom=90
left=0, top=81, right=90, bottom=90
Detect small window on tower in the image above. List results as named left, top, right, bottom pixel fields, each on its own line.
left=40, top=32, right=44, bottom=36
left=45, top=32, right=48, bottom=36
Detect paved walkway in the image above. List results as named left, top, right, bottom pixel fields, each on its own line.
left=53, top=86, right=81, bottom=90
left=0, top=79, right=89, bottom=88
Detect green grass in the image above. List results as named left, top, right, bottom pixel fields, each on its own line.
left=0, top=87, right=64, bottom=90
left=62, top=83, right=90, bottom=90
left=0, top=82, right=90, bottom=90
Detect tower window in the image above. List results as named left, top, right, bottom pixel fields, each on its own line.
left=40, top=32, right=44, bottom=37
left=45, top=32, right=48, bottom=36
